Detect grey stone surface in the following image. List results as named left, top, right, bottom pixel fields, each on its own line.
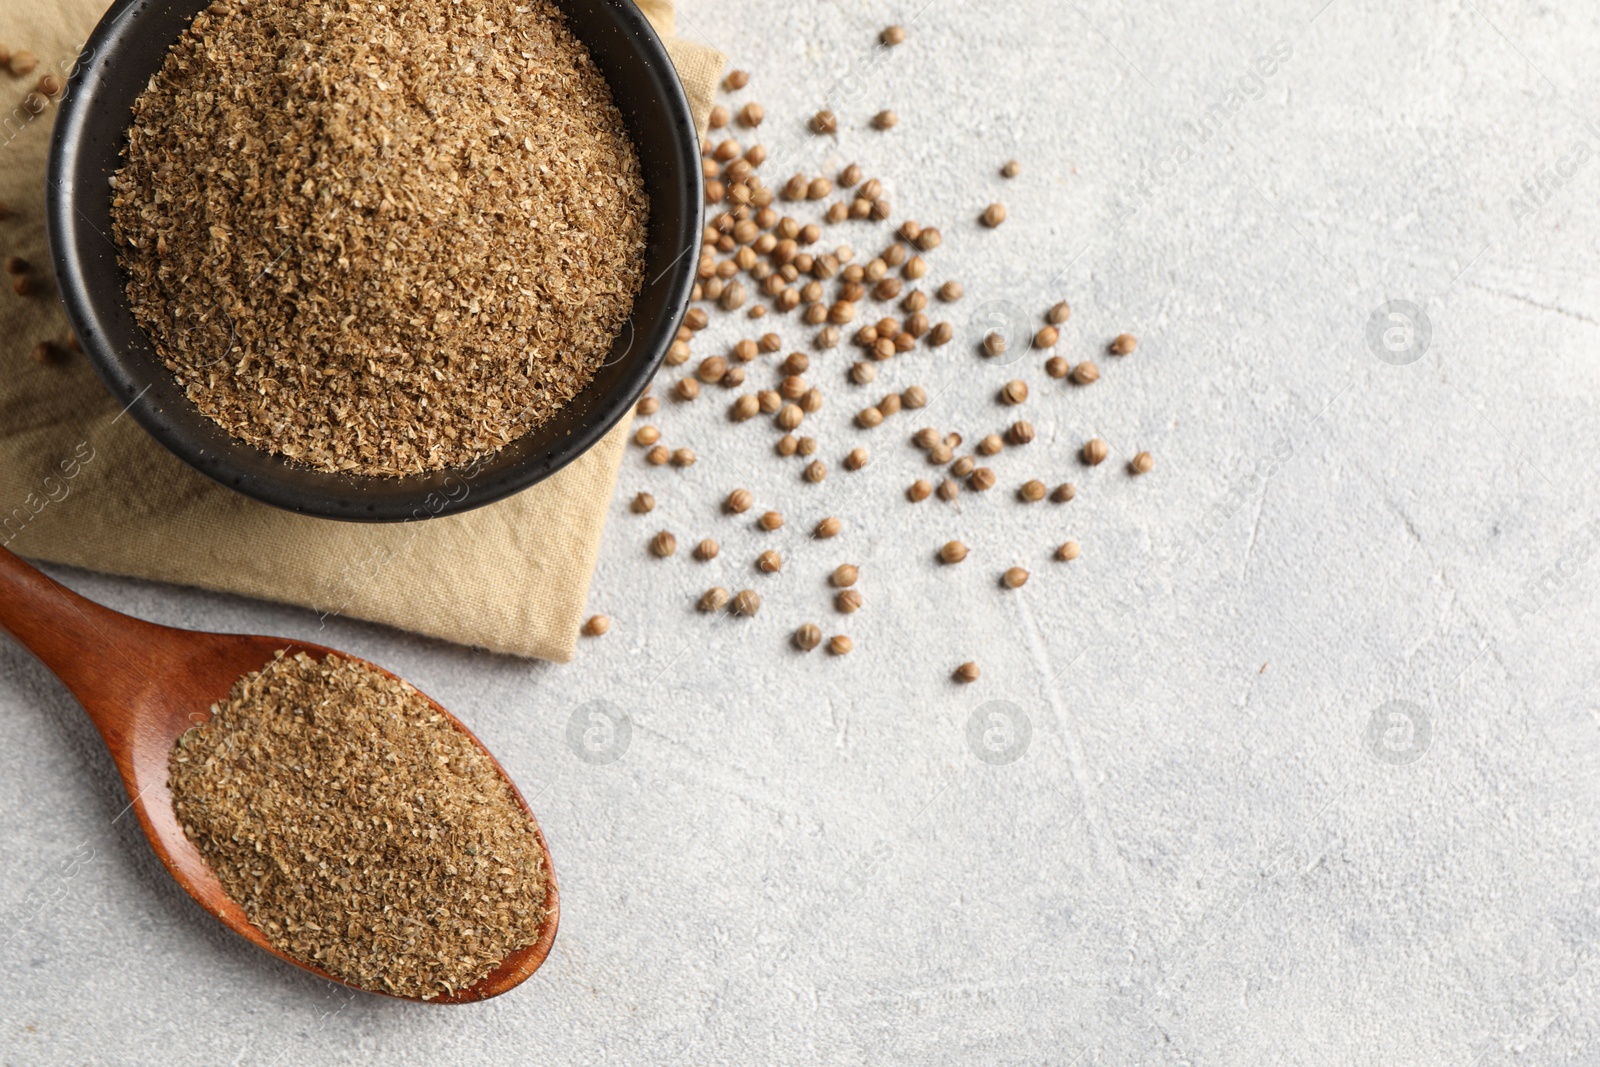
left=4, top=0, right=1600, bottom=1063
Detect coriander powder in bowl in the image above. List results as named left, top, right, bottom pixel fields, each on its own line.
left=49, top=0, right=702, bottom=521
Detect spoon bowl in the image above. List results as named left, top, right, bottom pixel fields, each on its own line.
left=0, top=546, right=558, bottom=1002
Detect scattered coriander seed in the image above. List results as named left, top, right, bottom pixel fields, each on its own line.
left=850, top=361, right=878, bottom=385
left=982, top=332, right=1007, bottom=358
left=1052, top=483, right=1077, bottom=503
left=757, top=549, right=783, bottom=573
left=700, top=587, right=731, bottom=613
left=582, top=615, right=610, bottom=637
left=637, top=395, right=660, bottom=416
left=685, top=307, right=709, bottom=331
left=800, top=388, right=824, bottom=414
left=675, top=378, right=701, bottom=402
left=732, top=589, right=762, bottom=617
left=879, top=393, right=902, bottom=416
left=798, top=436, right=819, bottom=456
left=969, top=467, right=997, bottom=491
left=760, top=332, right=783, bottom=353
left=1020, top=479, right=1047, bottom=502
left=1071, top=361, right=1100, bottom=385
left=981, top=203, right=1007, bottom=227
left=631, top=491, right=655, bottom=514
left=945, top=432, right=963, bottom=448
left=940, top=540, right=969, bottom=564
left=782, top=351, right=810, bottom=375
left=724, top=69, right=750, bottom=90
left=1048, top=301, right=1071, bottom=325
left=816, top=326, right=841, bottom=348
left=873, top=110, right=898, bottom=130
left=807, top=177, right=834, bottom=200
left=10, top=51, right=39, bottom=76
left=836, top=589, right=863, bottom=614
left=1082, top=438, right=1109, bottom=465
left=938, top=280, right=964, bottom=302
left=794, top=624, right=823, bottom=651
left=815, top=516, right=843, bottom=538
left=827, top=635, right=853, bottom=656
left=777, top=403, right=804, bottom=430
left=732, top=394, right=761, bottom=421
left=650, top=530, right=678, bottom=558
left=1131, top=450, right=1154, bottom=474
left=726, top=488, right=754, bottom=514
left=805, top=459, right=828, bottom=483
left=646, top=445, right=670, bottom=466
left=951, top=456, right=977, bottom=478
left=738, top=102, right=765, bottom=127
left=955, top=661, right=981, bottom=683
left=759, top=510, right=784, bottom=531
left=840, top=163, right=863, bottom=186
left=904, top=256, right=928, bottom=280
left=758, top=390, right=783, bottom=413
left=928, top=442, right=955, bottom=464
left=1045, top=355, right=1070, bottom=378
left=1110, top=332, right=1138, bottom=355
left=913, top=427, right=941, bottom=449
left=1002, top=566, right=1029, bottom=589
left=777, top=434, right=800, bottom=457
left=857, top=406, right=885, bottom=428
left=694, top=538, right=720, bottom=562
left=1001, top=380, right=1028, bottom=405
left=881, top=24, right=906, bottom=45
left=915, top=227, right=942, bottom=251
left=811, top=109, right=838, bottom=134
left=832, top=564, right=860, bottom=588
left=1034, top=325, right=1059, bottom=349
left=1007, top=421, right=1035, bottom=445
left=902, top=385, right=928, bottom=408
left=845, top=447, right=870, bottom=470
left=908, top=479, right=933, bottom=502
left=671, top=447, right=697, bottom=467
left=936, top=478, right=960, bottom=501
left=1001, top=159, right=1021, bottom=178
left=634, top=425, right=661, bottom=446
left=1056, top=541, right=1081, bottom=561
left=929, top=322, right=955, bottom=346
left=708, top=104, right=730, bottom=129
left=978, top=434, right=1003, bottom=456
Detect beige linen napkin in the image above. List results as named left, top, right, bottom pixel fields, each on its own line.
left=0, top=0, right=721, bottom=662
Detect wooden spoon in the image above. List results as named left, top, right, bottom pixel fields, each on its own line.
left=0, top=545, right=558, bottom=1002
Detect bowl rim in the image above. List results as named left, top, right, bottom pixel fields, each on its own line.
left=46, top=0, right=702, bottom=523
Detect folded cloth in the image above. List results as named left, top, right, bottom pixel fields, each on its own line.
left=0, top=0, right=722, bottom=662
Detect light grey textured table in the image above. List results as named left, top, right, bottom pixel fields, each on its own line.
left=5, top=1, right=1600, bottom=1063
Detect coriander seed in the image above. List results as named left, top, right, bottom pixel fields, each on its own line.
left=797, top=436, right=818, bottom=456
left=646, top=445, right=670, bottom=466
left=836, top=589, right=863, bottom=614
left=1082, top=438, right=1109, bottom=465
left=1056, top=541, right=1081, bottom=561
left=928, top=443, right=955, bottom=464
left=697, top=356, right=727, bottom=382
left=873, top=110, right=898, bottom=130
left=794, top=624, right=823, bottom=652
left=738, top=102, right=764, bottom=127
left=1052, top=483, right=1077, bottom=503
left=982, top=332, right=1007, bottom=358
left=937, top=479, right=960, bottom=501
left=1071, top=361, right=1100, bottom=385
left=694, top=538, right=720, bottom=562
left=1001, top=159, right=1021, bottom=178
left=777, top=434, right=800, bottom=457
left=811, top=109, right=838, bottom=134
left=1002, top=566, right=1029, bottom=589
left=840, top=163, right=863, bottom=186
left=724, top=69, right=750, bottom=90
left=940, top=540, right=969, bottom=564
left=881, top=24, right=907, bottom=45
left=708, top=104, right=730, bottom=128
left=732, top=394, right=760, bottom=421
left=583, top=615, right=610, bottom=637
left=635, top=425, right=660, bottom=446
left=879, top=393, right=902, bottom=416
left=805, top=459, right=828, bottom=483
left=1001, top=380, right=1028, bottom=405
left=850, top=361, right=878, bottom=385
left=845, top=447, right=870, bottom=470
left=916, top=227, right=942, bottom=251
left=757, top=550, right=783, bottom=573
left=700, top=587, right=731, bottom=612
left=1020, top=479, right=1047, bottom=502
left=913, top=427, right=941, bottom=449
left=1035, top=326, right=1059, bottom=349
left=631, top=491, right=655, bottom=514
left=955, top=661, right=981, bottom=683
left=938, top=280, right=964, bottom=302
left=929, top=322, right=955, bottom=346
left=815, top=516, right=843, bottom=538
left=1007, top=421, right=1035, bottom=445
left=951, top=456, right=977, bottom=477
left=1045, top=355, right=1070, bottom=378
left=651, top=531, right=678, bottom=558
left=637, top=395, right=660, bottom=415
left=727, top=488, right=754, bottom=514
left=908, top=479, right=933, bottom=502
left=981, top=203, right=1007, bottom=227
left=777, top=403, right=804, bottom=430
left=1048, top=301, right=1071, bottom=325
left=902, top=385, right=928, bottom=408
left=671, top=447, right=697, bottom=467
left=978, top=434, right=1003, bottom=456
left=1131, top=450, right=1154, bottom=474
left=832, top=564, right=859, bottom=588
left=857, top=406, right=885, bottom=428
left=1110, top=332, right=1138, bottom=355
left=827, top=635, right=853, bottom=656
left=969, top=467, right=997, bottom=491
left=732, top=589, right=762, bottom=617
left=759, top=510, right=784, bottom=531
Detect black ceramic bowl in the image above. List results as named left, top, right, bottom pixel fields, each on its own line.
left=47, top=0, right=701, bottom=522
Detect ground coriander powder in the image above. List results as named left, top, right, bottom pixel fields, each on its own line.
left=112, top=0, right=649, bottom=476
left=168, top=651, right=551, bottom=1000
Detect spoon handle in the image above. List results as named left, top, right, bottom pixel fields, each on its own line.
left=0, top=545, right=171, bottom=719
